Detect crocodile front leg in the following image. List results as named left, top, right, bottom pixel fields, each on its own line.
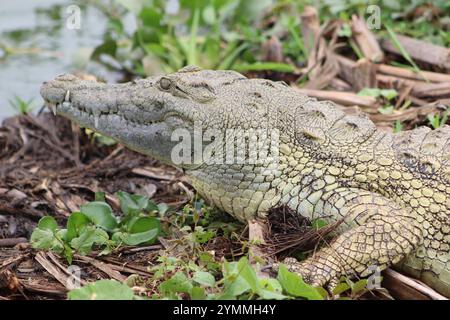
left=274, top=190, right=423, bottom=292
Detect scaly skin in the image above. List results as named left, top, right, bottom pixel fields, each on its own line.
left=40, top=66, right=450, bottom=297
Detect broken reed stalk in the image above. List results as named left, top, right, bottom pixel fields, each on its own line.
left=380, top=35, right=450, bottom=72
left=377, top=64, right=450, bottom=83
left=294, top=87, right=378, bottom=109
left=351, top=15, right=384, bottom=63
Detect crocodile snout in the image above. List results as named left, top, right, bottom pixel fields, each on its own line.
left=40, top=74, right=81, bottom=114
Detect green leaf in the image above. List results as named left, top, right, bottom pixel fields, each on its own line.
left=68, top=279, right=136, bottom=300
left=30, top=228, right=59, bottom=250
left=332, top=282, right=351, bottom=295
left=159, top=272, right=193, bottom=295
left=119, top=228, right=160, bottom=246
left=393, top=120, right=403, bottom=133
left=312, top=218, right=328, bottom=230
left=237, top=257, right=259, bottom=293
left=357, top=88, right=380, bottom=98
left=192, top=271, right=215, bottom=287
left=190, top=286, right=206, bottom=300
left=385, top=25, right=423, bottom=78
left=31, top=216, right=62, bottom=251
left=157, top=203, right=169, bottom=215
left=80, top=202, right=117, bottom=232
left=120, top=216, right=160, bottom=245
left=116, top=191, right=149, bottom=216
left=378, top=105, right=394, bottom=115
left=233, top=62, right=296, bottom=73
left=221, top=260, right=251, bottom=298
left=66, top=212, right=90, bottom=242
left=128, top=216, right=160, bottom=234
left=91, top=39, right=117, bottom=60
left=277, top=265, right=324, bottom=300
left=70, top=227, right=109, bottom=255
left=202, top=5, right=216, bottom=25
left=380, top=89, right=398, bottom=100
left=187, top=7, right=200, bottom=65
left=37, top=216, right=58, bottom=231
left=351, top=279, right=368, bottom=294
left=95, top=192, right=106, bottom=202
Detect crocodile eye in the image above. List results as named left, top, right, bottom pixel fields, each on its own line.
left=159, top=77, right=172, bottom=90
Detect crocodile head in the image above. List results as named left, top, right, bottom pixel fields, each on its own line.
left=40, top=66, right=274, bottom=167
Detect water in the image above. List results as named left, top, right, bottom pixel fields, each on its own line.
left=0, top=1, right=109, bottom=120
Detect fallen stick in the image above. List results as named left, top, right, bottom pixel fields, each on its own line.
left=35, top=252, right=74, bottom=290
left=294, top=87, right=378, bottom=109
left=377, top=64, right=450, bottom=83
left=337, top=56, right=376, bottom=91
left=376, top=74, right=450, bottom=99
left=0, top=238, right=27, bottom=247
left=380, top=35, right=450, bottom=72
left=411, top=82, right=450, bottom=99
left=383, top=268, right=448, bottom=300
left=351, top=15, right=384, bottom=63
left=369, top=101, right=447, bottom=124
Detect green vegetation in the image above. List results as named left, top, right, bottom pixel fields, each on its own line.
left=427, top=109, right=449, bottom=129
left=21, top=0, right=449, bottom=300
left=87, top=0, right=307, bottom=75
left=31, top=190, right=374, bottom=300
left=31, top=191, right=164, bottom=263
left=8, top=96, right=35, bottom=115
left=86, top=0, right=449, bottom=76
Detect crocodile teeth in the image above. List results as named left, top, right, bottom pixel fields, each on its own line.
left=49, top=103, right=57, bottom=116
left=94, top=115, right=99, bottom=129
left=64, top=90, right=70, bottom=102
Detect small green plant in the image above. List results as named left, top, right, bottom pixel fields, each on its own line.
left=84, top=128, right=117, bottom=146
left=393, top=120, right=403, bottom=133
left=70, top=257, right=327, bottom=300
left=31, top=191, right=164, bottom=263
left=8, top=96, right=35, bottom=114
left=358, top=88, right=398, bottom=115
left=68, top=279, right=143, bottom=300
left=427, top=110, right=449, bottom=129
left=331, top=277, right=371, bottom=300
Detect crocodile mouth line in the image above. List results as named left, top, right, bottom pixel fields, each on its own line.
left=46, top=92, right=167, bottom=128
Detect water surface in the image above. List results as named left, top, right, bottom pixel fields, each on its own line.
left=0, top=0, right=107, bottom=120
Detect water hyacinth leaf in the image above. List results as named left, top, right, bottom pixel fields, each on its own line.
left=68, top=279, right=136, bottom=300
left=128, top=216, right=160, bottom=233
left=30, top=228, right=59, bottom=250
left=120, top=228, right=159, bottom=246
left=80, top=202, right=118, bottom=232
left=37, top=216, right=58, bottom=231
left=116, top=191, right=149, bottom=215
left=66, top=212, right=90, bottom=241
left=70, top=227, right=109, bottom=255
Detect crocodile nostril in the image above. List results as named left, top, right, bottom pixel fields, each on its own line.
left=55, top=74, right=79, bottom=82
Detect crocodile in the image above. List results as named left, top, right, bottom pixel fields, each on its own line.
left=40, top=66, right=450, bottom=297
